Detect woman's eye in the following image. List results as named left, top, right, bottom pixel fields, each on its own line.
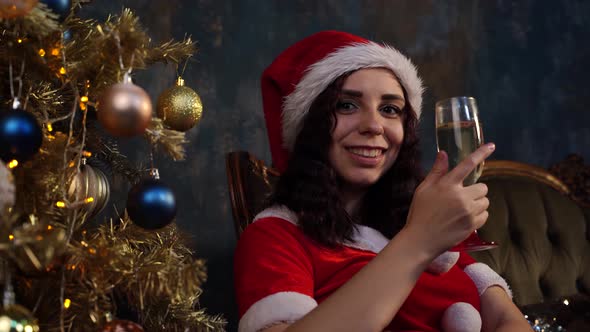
left=336, top=101, right=357, bottom=113
left=381, top=105, right=402, bottom=117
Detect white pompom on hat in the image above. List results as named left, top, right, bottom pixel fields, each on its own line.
left=261, top=30, right=424, bottom=172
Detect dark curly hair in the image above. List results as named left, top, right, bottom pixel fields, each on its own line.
left=268, top=70, right=423, bottom=247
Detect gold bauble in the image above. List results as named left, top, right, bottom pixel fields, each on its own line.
left=156, top=77, right=203, bottom=132
left=0, top=304, right=39, bottom=332
left=0, top=0, right=38, bottom=19
left=0, top=161, right=15, bottom=212
left=68, top=163, right=110, bottom=218
left=98, top=74, right=153, bottom=137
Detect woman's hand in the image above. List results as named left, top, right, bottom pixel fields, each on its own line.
left=403, top=143, right=496, bottom=258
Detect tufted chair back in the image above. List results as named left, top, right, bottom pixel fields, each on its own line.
left=472, top=160, right=590, bottom=306
left=226, top=152, right=590, bottom=307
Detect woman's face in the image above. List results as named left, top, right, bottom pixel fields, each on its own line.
left=328, top=68, right=405, bottom=190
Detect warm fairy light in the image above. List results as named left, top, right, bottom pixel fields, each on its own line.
left=80, top=241, right=88, bottom=247
left=47, top=123, right=53, bottom=132
left=80, top=96, right=89, bottom=103
left=59, top=67, right=67, bottom=75
left=8, top=235, right=14, bottom=241
left=563, top=299, right=570, bottom=306
left=47, top=225, right=53, bottom=230
left=79, top=102, right=87, bottom=111
left=82, top=151, right=92, bottom=157
left=51, top=48, right=60, bottom=56
left=25, top=326, right=34, bottom=332
left=63, top=299, right=71, bottom=309
left=17, top=38, right=23, bottom=43
left=8, top=160, right=18, bottom=168
left=88, top=248, right=97, bottom=255
left=56, top=201, right=66, bottom=208
left=68, top=161, right=75, bottom=167
left=38, top=49, right=46, bottom=57
left=85, top=197, right=94, bottom=203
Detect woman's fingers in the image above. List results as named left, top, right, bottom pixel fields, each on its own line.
left=472, top=197, right=490, bottom=215
left=464, top=183, right=488, bottom=199
left=445, top=143, right=495, bottom=184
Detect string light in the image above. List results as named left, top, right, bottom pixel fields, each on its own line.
left=80, top=96, right=89, bottom=103
left=47, top=225, right=53, bottom=230
left=59, top=67, right=67, bottom=75
left=63, top=299, right=71, bottom=309
left=56, top=201, right=66, bottom=208
left=38, top=49, right=46, bottom=57
left=8, top=160, right=18, bottom=168
left=51, top=48, right=60, bottom=56
left=47, top=123, right=53, bottom=132
left=82, top=151, right=92, bottom=157
left=8, top=234, right=14, bottom=241
left=85, top=197, right=94, bottom=203
left=17, top=38, right=23, bottom=43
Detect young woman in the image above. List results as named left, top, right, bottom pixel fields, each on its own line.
left=234, top=30, right=530, bottom=332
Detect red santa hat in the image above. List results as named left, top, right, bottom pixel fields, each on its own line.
left=261, top=30, right=424, bottom=172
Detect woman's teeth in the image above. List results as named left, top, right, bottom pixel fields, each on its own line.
left=347, top=148, right=383, bottom=158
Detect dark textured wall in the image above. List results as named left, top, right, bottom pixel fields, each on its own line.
left=81, top=1, right=590, bottom=330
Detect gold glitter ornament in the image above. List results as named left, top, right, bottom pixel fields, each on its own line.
left=156, top=77, right=203, bottom=132
left=0, top=304, right=40, bottom=332
left=0, top=162, right=15, bottom=212
left=67, top=162, right=110, bottom=218
left=98, top=73, right=153, bottom=137
left=0, top=0, right=38, bottom=18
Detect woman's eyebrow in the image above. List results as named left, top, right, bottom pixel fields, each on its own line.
left=341, top=89, right=363, bottom=97
left=381, top=94, right=405, bottom=101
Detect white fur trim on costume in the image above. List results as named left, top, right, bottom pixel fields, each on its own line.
left=282, top=41, right=424, bottom=150
left=441, top=302, right=482, bottom=332
left=253, top=205, right=390, bottom=254
left=253, top=205, right=298, bottom=224
left=238, top=291, right=318, bottom=332
left=346, top=225, right=389, bottom=253
left=463, top=263, right=513, bottom=299
left=427, top=251, right=460, bottom=275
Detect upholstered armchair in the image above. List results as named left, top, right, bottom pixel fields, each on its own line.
left=226, top=151, right=590, bottom=327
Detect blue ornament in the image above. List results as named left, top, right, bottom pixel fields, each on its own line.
left=0, top=109, right=43, bottom=163
left=40, top=0, right=71, bottom=21
left=126, top=178, right=177, bottom=230
left=62, top=29, right=72, bottom=42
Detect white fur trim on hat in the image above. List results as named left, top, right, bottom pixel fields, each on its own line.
left=282, top=41, right=424, bottom=150
left=238, top=291, right=318, bottom=332
left=463, top=263, right=513, bottom=299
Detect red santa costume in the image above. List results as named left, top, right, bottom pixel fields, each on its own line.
left=234, top=31, right=512, bottom=332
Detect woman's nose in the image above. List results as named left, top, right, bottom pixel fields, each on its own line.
left=358, top=110, right=384, bottom=135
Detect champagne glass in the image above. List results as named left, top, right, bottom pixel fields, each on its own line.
left=435, top=96, right=497, bottom=251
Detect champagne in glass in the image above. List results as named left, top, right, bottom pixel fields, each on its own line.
left=435, top=96, right=497, bottom=251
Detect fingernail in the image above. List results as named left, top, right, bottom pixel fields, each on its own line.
left=487, top=143, right=496, bottom=151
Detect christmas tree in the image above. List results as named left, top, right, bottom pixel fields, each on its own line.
left=0, top=0, right=225, bottom=330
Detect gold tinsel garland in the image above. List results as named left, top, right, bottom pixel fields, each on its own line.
left=0, top=2, right=224, bottom=331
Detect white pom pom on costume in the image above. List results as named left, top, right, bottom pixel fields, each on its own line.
left=441, top=302, right=481, bottom=332
left=427, top=251, right=459, bottom=275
